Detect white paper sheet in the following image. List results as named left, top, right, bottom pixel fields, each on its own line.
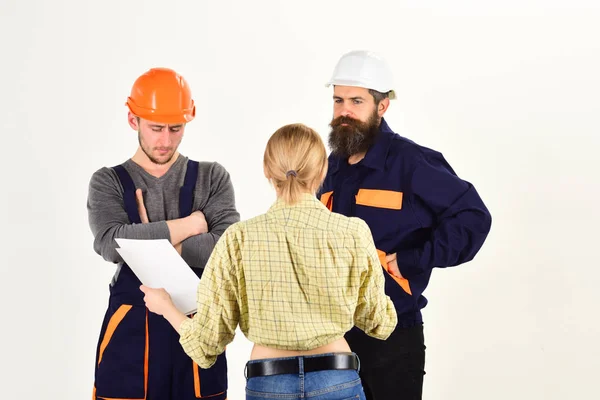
left=115, top=238, right=200, bottom=315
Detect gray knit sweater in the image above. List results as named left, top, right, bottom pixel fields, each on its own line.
left=87, top=155, right=240, bottom=283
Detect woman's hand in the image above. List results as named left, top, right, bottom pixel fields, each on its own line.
left=140, top=285, right=189, bottom=333
left=140, top=285, right=176, bottom=316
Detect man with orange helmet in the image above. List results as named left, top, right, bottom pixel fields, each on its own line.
left=87, top=67, right=240, bottom=400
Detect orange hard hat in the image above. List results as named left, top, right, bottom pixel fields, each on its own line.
left=126, top=68, right=196, bottom=124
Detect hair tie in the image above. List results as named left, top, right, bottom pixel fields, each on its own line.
left=285, top=170, right=297, bottom=178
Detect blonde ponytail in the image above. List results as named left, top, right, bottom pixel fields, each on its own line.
left=263, top=124, right=328, bottom=204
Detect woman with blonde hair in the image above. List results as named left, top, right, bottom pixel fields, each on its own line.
left=141, top=123, right=397, bottom=399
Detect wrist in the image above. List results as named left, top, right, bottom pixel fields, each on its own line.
left=174, top=243, right=183, bottom=255
left=164, top=304, right=188, bottom=333
left=186, top=215, right=201, bottom=236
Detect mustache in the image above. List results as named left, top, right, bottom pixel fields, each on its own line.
left=330, top=116, right=363, bottom=128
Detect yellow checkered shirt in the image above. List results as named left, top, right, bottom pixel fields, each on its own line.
left=179, top=193, right=397, bottom=368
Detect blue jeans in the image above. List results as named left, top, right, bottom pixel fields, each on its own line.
left=245, top=353, right=366, bottom=399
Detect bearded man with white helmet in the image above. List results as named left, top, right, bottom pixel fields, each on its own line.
left=317, top=51, right=492, bottom=399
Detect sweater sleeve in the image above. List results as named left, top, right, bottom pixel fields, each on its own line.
left=180, top=162, right=240, bottom=269
left=87, top=167, right=171, bottom=264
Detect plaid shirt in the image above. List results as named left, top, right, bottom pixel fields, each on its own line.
left=179, top=193, right=397, bottom=368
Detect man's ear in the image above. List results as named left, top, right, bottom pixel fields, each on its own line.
left=378, top=98, right=390, bottom=117
left=128, top=112, right=139, bottom=131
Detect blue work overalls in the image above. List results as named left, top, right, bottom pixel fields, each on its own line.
left=92, top=159, right=228, bottom=400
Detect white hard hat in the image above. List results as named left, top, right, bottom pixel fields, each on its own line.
left=326, top=50, right=396, bottom=100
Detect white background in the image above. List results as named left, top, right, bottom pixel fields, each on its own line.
left=1, top=1, right=599, bottom=399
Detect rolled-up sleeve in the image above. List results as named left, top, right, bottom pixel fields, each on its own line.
left=353, top=222, right=398, bottom=340
left=179, top=232, right=240, bottom=369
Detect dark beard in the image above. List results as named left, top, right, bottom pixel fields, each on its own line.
left=328, top=110, right=380, bottom=158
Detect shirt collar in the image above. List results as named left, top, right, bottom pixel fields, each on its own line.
left=268, top=193, right=327, bottom=213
